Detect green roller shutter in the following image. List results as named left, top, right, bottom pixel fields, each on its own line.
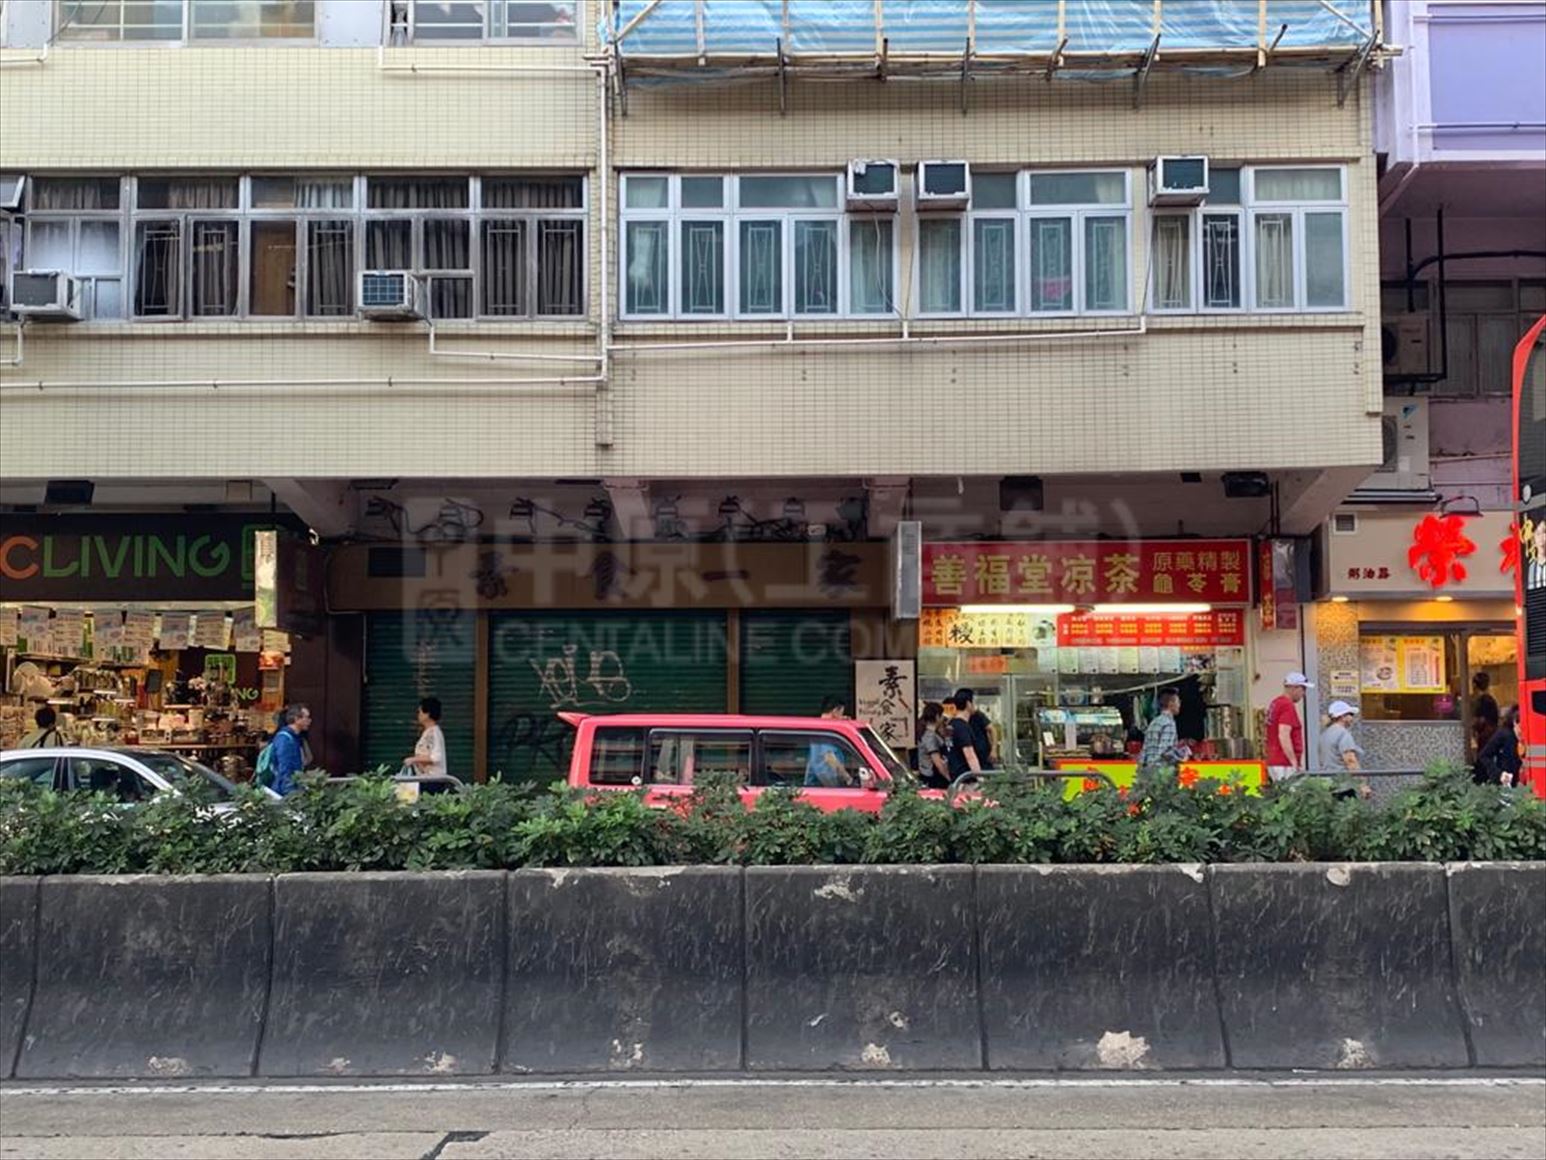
left=487, top=611, right=728, bottom=784
left=739, top=610, right=853, bottom=717
left=363, top=611, right=476, bottom=779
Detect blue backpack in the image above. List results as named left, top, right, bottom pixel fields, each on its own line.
left=253, top=741, right=276, bottom=790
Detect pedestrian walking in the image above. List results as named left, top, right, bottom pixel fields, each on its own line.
left=917, top=701, right=950, bottom=789
left=953, top=687, right=995, bottom=770
left=402, top=696, right=448, bottom=779
left=1475, top=704, right=1522, bottom=786
left=1470, top=671, right=1500, bottom=757
left=266, top=704, right=312, bottom=796
left=1137, top=688, right=1189, bottom=781
left=944, top=693, right=982, bottom=781
left=18, top=706, right=66, bottom=749
left=1265, top=672, right=1312, bottom=784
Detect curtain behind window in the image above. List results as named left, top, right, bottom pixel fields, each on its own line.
left=1152, top=216, right=1190, bottom=310
left=307, top=220, right=353, bottom=316
left=190, top=220, right=238, bottom=315
left=918, top=219, right=960, bottom=313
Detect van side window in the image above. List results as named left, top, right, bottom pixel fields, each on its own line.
left=589, top=728, right=647, bottom=785
left=648, top=731, right=752, bottom=786
left=757, top=731, right=867, bottom=788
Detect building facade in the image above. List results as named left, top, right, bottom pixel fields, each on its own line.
left=1, top=0, right=1395, bottom=776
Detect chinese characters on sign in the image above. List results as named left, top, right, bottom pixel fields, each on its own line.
left=1360, top=635, right=1447, bottom=695
left=854, top=659, right=916, bottom=751
left=918, top=608, right=1045, bottom=649
left=921, top=541, right=1251, bottom=605
left=1055, top=610, right=1245, bottom=648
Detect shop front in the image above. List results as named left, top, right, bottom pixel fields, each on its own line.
left=1313, top=509, right=1519, bottom=773
left=0, top=516, right=305, bottom=775
left=918, top=540, right=1256, bottom=773
left=329, top=540, right=910, bottom=782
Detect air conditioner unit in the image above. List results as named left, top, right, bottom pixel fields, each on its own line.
left=9, top=271, right=84, bottom=321
left=357, top=270, right=425, bottom=321
left=915, top=160, right=971, bottom=211
left=846, top=159, right=899, bottom=212
left=1363, top=398, right=1432, bottom=492
left=1381, top=312, right=1431, bottom=378
left=1148, top=156, right=1210, bottom=206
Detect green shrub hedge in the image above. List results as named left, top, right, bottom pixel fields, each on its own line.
left=1, top=768, right=1542, bottom=876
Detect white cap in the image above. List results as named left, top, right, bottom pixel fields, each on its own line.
left=1327, top=700, right=1359, bottom=719
left=1284, top=671, right=1314, bottom=688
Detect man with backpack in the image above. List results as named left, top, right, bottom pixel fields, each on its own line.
left=258, top=704, right=312, bottom=796
left=18, top=706, right=66, bottom=749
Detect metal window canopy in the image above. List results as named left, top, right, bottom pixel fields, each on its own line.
left=605, top=0, right=1389, bottom=110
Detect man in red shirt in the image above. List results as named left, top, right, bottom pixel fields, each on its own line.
left=1266, top=672, right=1313, bottom=784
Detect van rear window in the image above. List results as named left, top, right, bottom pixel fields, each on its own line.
left=589, top=727, right=646, bottom=785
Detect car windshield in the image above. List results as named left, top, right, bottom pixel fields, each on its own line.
left=121, top=750, right=240, bottom=802
left=859, top=727, right=910, bottom=781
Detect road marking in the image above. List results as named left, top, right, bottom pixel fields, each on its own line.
left=2, top=1076, right=1542, bottom=1097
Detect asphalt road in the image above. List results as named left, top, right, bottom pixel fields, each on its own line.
left=1, top=1076, right=1543, bottom=1160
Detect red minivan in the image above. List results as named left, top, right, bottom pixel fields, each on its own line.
left=560, top=712, right=914, bottom=813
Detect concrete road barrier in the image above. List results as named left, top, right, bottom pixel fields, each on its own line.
left=1212, top=863, right=1470, bottom=1070
left=503, top=867, right=742, bottom=1073
left=1447, top=861, right=1546, bottom=1067
left=979, top=864, right=1225, bottom=1070
left=16, top=875, right=271, bottom=1079
left=744, top=866, right=980, bottom=1071
left=0, top=876, right=39, bottom=1078
left=260, top=871, right=505, bottom=1077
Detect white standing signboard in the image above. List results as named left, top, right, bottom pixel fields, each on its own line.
left=854, top=659, right=916, bottom=752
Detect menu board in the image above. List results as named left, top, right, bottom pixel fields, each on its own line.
left=0, top=607, right=16, bottom=647
left=1360, top=635, right=1447, bottom=694
left=122, top=609, right=156, bottom=663
left=93, top=610, right=125, bottom=655
left=918, top=608, right=1047, bottom=649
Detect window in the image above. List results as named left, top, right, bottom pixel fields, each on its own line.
left=0, top=757, right=58, bottom=788
left=919, top=170, right=1130, bottom=317
left=1150, top=166, right=1346, bottom=314
left=13, top=172, right=581, bottom=322
left=66, top=756, right=149, bottom=801
left=26, top=177, right=125, bottom=319
left=648, top=731, right=752, bottom=786
left=619, top=173, right=897, bottom=320
left=56, top=0, right=315, bottom=42
left=757, top=731, right=868, bottom=789
left=390, top=0, right=577, bottom=43
left=588, top=727, right=647, bottom=786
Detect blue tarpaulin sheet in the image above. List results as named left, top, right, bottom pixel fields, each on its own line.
left=607, top=0, right=1373, bottom=57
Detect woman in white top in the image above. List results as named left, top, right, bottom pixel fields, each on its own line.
left=403, top=696, right=447, bottom=779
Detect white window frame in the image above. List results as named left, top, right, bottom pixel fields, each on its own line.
left=392, top=0, right=578, bottom=45
left=1245, top=165, right=1349, bottom=313
left=915, top=169, right=1133, bottom=319
left=1146, top=164, right=1350, bottom=315
left=618, top=172, right=900, bottom=322
left=23, top=176, right=129, bottom=321
left=53, top=0, right=318, bottom=45
left=16, top=172, right=584, bottom=323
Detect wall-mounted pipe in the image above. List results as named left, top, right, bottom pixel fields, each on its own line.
left=426, top=321, right=602, bottom=364
left=0, top=375, right=603, bottom=395
left=0, top=323, right=23, bottom=368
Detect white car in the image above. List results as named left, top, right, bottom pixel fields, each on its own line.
left=0, top=746, right=281, bottom=809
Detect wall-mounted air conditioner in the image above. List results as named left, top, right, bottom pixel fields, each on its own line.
left=1381, top=312, right=1431, bottom=378
left=358, top=270, right=425, bottom=321
left=1362, top=398, right=1432, bottom=493
left=9, top=271, right=84, bottom=321
left=1148, top=156, right=1209, bottom=206
left=915, top=161, right=971, bottom=211
left=846, top=159, right=899, bottom=212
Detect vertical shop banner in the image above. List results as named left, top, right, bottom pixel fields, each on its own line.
left=920, top=540, right=1251, bottom=605
left=1258, top=538, right=1299, bottom=631
left=122, top=609, right=155, bottom=663
left=0, top=607, right=17, bottom=647
left=93, top=610, right=125, bottom=656
left=255, top=530, right=327, bottom=637
left=854, top=659, right=916, bottom=750
left=158, top=612, right=192, bottom=652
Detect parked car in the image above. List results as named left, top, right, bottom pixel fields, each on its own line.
left=560, top=712, right=913, bottom=814
left=0, top=746, right=281, bottom=809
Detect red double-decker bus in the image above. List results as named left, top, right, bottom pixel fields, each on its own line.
left=1515, top=313, right=1546, bottom=795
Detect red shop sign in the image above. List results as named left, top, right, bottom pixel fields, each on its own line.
left=1056, top=610, right=1246, bottom=648
left=922, top=540, right=1252, bottom=606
